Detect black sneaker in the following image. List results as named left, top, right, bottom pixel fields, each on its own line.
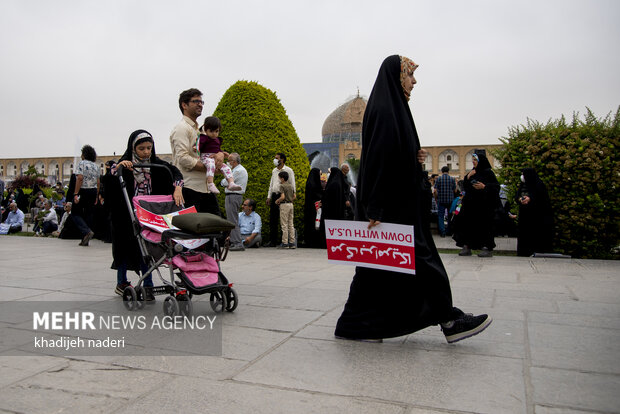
left=115, top=282, right=132, bottom=296
left=458, top=247, right=472, bottom=256
left=478, top=247, right=493, bottom=257
left=276, top=243, right=288, bottom=249
left=79, top=231, right=95, bottom=246
left=442, top=314, right=492, bottom=343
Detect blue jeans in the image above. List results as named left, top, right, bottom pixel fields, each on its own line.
left=437, top=203, right=450, bottom=235
left=116, top=261, right=153, bottom=287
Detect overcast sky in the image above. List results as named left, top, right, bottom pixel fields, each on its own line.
left=1, top=0, right=618, bottom=159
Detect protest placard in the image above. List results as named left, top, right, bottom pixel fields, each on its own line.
left=325, top=220, right=415, bottom=274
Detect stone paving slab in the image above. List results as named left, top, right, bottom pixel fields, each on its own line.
left=0, top=235, right=619, bottom=414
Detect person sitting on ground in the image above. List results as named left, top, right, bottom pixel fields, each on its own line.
left=2, top=202, right=24, bottom=234
left=197, top=116, right=242, bottom=195
left=238, top=199, right=262, bottom=248
left=53, top=189, right=66, bottom=221
left=34, top=199, right=58, bottom=236
left=51, top=202, right=80, bottom=239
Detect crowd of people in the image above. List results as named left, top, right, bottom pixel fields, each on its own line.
left=1, top=79, right=554, bottom=314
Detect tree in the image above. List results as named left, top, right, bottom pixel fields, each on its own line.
left=495, top=107, right=619, bottom=259
left=213, top=81, right=311, bottom=243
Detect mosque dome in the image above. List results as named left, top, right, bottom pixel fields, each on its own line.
left=321, top=93, right=367, bottom=143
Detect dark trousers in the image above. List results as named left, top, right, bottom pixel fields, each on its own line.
left=42, top=221, right=58, bottom=234
left=437, top=202, right=451, bottom=235
left=225, top=193, right=243, bottom=246
left=72, top=215, right=91, bottom=236
left=73, top=188, right=97, bottom=231
left=182, top=187, right=222, bottom=216
left=269, top=192, right=281, bottom=244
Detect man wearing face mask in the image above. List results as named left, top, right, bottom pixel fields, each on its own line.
left=265, top=153, right=295, bottom=247
left=221, top=152, right=248, bottom=251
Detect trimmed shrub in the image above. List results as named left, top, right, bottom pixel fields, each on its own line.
left=213, top=81, right=310, bottom=243
left=495, top=107, right=619, bottom=259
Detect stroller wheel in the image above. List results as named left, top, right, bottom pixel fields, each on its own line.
left=135, top=286, right=146, bottom=310
left=177, top=293, right=193, bottom=317
left=122, top=286, right=137, bottom=311
left=210, top=291, right=228, bottom=313
left=226, top=288, right=238, bottom=312
left=163, top=295, right=179, bottom=317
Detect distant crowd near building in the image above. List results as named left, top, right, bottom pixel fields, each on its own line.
left=0, top=93, right=501, bottom=185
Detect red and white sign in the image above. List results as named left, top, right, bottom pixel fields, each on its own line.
left=135, top=205, right=210, bottom=249
left=325, top=220, right=415, bottom=274
left=135, top=205, right=197, bottom=233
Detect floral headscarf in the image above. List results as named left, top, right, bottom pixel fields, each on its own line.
left=399, top=56, right=419, bottom=101
left=131, top=132, right=154, bottom=195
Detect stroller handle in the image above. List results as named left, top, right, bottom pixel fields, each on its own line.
left=116, top=163, right=174, bottom=182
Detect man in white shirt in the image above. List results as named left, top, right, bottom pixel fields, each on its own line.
left=34, top=200, right=58, bottom=236
left=3, top=203, right=24, bottom=234
left=265, top=153, right=295, bottom=246
left=169, top=88, right=220, bottom=215
left=221, top=152, right=248, bottom=251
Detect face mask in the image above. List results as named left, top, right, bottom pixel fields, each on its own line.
left=520, top=175, right=525, bottom=183
left=273, top=159, right=279, bottom=167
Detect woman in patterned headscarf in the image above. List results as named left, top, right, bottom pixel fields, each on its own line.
left=104, top=130, right=184, bottom=301
left=335, top=55, right=491, bottom=343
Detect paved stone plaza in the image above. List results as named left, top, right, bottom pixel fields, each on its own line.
left=0, top=235, right=618, bottom=413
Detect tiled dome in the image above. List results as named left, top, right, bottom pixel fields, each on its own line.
left=321, top=94, right=367, bottom=143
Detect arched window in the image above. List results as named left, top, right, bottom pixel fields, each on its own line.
left=422, top=154, right=433, bottom=172
left=63, top=161, right=73, bottom=176
left=35, top=162, right=45, bottom=175
left=465, top=151, right=476, bottom=170
left=8, top=163, right=17, bottom=177
left=439, top=150, right=459, bottom=171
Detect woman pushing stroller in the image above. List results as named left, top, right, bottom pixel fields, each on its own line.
left=104, top=129, right=185, bottom=301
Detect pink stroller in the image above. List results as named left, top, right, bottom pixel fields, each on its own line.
left=118, top=164, right=238, bottom=316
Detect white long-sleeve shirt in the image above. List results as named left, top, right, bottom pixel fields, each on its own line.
left=267, top=165, right=295, bottom=198
left=170, top=116, right=205, bottom=193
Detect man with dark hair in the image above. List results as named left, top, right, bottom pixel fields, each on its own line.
left=169, top=88, right=220, bottom=215
left=265, top=152, right=295, bottom=246
left=434, top=166, right=456, bottom=237
left=238, top=199, right=262, bottom=248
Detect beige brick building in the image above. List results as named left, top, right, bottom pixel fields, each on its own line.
left=0, top=154, right=173, bottom=185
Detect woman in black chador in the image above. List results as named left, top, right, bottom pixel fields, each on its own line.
left=322, top=167, right=349, bottom=221
left=303, top=168, right=325, bottom=248
left=452, top=152, right=500, bottom=257
left=104, top=130, right=184, bottom=299
left=516, top=167, right=553, bottom=256
left=335, top=55, right=492, bottom=343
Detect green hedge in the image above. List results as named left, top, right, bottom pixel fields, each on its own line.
left=213, top=80, right=310, bottom=243
left=495, top=107, right=619, bottom=259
